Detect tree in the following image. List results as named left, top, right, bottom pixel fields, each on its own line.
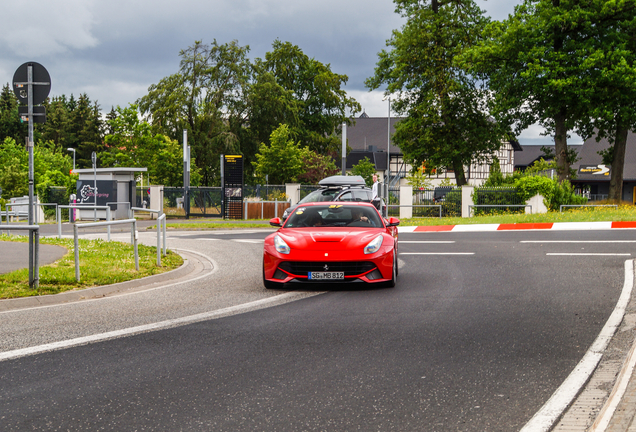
left=350, top=157, right=377, bottom=186
left=296, top=151, right=339, bottom=184
left=251, top=40, right=361, bottom=155
left=100, top=104, right=200, bottom=186
left=576, top=0, right=636, bottom=202
left=0, top=84, right=27, bottom=144
left=465, top=0, right=612, bottom=183
left=138, top=40, right=253, bottom=186
left=406, top=167, right=433, bottom=190
left=366, top=0, right=506, bottom=187
left=252, top=124, right=307, bottom=184
left=39, top=93, right=104, bottom=166
left=0, top=137, right=74, bottom=204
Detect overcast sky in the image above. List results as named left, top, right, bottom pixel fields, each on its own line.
left=0, top=0, right=573, bottom=146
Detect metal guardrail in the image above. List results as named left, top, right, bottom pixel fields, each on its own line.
left=560, top=204, right=618, bottom=212
left=155, top=213, right=167, bottom=266
left=131, top=207, right=161, bottom=219
left=3, top=202, right=58, bottom=225
left=57, top=205, right=112, bottom=240
left=1, top=224, right=40, bottom=288
left=387, top=204, right=443, bottom=218
left=73, top=219, right=138, bottom=282
left=468, top=204, right=532, bottom=217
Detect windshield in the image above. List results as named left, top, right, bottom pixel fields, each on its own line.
left=284, top=205, right=383, bottom=228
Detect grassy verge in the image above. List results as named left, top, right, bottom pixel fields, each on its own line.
left=0, top=234, right=183, bottom=299
left=401, top=205, right=636, bottom=226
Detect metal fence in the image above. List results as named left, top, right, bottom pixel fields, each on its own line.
left=244, top=185, right=288, bottom=201
left=472, top=187, right=524, bottom=215
left=409, top=187, right=462, bottom=218
left=161, top=187, right=223, bottom=218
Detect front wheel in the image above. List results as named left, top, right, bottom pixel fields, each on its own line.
left=387, top=249, right=397, bottom=288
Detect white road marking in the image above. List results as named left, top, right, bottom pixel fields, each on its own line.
left=547, top=253, right=631, bottom=256
left=521, top=240, right=636, bottom=244
left=233, top=239, right=264, bottom=244
left=0, top=292, right=312, bottom=362
left=520, top=260, right=635, bottom=432
left=399, top=241, right=455, bottom=244
left=399, top=252, right=474, bottom=255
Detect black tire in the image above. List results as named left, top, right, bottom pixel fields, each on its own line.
left=387, top=250, right=397, bottom=288
left=263, top=265, right=283, bottom=290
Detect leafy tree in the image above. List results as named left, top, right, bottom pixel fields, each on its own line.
left=252, top=124, right=307, bottom=184
left=39, top=93, right=104, bottom=167
left=350, top=157, right=377, bottom=186
left=464, top=0, right=620, bottom=183
left=575, top=0, right=636, bottom=202
left=366, top=0, right=506, bottom=187
left=406, top=166, right=433, bottom=190
left=138, top=40, right=253, bottom=185
left=251, top=40, right=361, bottom=155
left=0, top=137, right=74, bottom=206
left=296, top=151, right=339, bottom=184
left=100, top=104, right=201, bottom=186
left=0, top=84, right=27, bottom=144
left=483, top=157, right=504, bottom=187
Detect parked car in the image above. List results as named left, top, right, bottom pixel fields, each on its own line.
left=264, top=202, right=400, bottom=289
left=282, top=175, right=385, bottom=220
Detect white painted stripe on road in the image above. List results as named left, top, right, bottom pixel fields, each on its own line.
left=451, top=224, right=500, bottom=232
left=399, top=252, right=474, bottom=255
left=546, top=253, right=631, bottom=256
left=0, top=292, right=311, bottom=362
left=522, top=240, right=636, bottom=244
left=233, top=239, right=264, bottom=243
left=520, top=260, right=635, bottom=432
left=399, top=241, right=455, bottom=244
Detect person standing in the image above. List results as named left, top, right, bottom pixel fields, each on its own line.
left=371, top=174, right=379, bottom=199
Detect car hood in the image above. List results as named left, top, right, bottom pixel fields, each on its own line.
left=277, top=229, right=384, bottom=250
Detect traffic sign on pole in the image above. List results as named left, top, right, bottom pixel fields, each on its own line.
left=12, top=62, right=51, bottom=105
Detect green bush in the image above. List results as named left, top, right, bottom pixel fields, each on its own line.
left=514, top=176, right=586, bottom=211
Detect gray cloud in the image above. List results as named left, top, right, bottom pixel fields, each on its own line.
left=1, top=0, right=563, bottom=145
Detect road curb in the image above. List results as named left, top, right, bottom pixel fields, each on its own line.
left=0, top=250, right=195, bottom=312
left=398, top=221, right=636, bottom=233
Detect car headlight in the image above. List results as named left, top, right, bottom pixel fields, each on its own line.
left=274, top=235, right=291, bottom=254
left=364, top=235, right=383, bottom=254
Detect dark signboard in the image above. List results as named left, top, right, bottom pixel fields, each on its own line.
left=578, top=164, right=610, bottom=176
left=76, top=180, right=117, bottom=206
left=222, top=155, right=243, bottom=219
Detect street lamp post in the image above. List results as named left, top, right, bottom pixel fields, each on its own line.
left=385, top=96, right=391, bottom=217
left=67, top=148, right=76, bottom=171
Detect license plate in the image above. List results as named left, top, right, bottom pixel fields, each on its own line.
left=309, top=271, right=344, bottom=280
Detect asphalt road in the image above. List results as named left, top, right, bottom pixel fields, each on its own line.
left=0, top=228, right=633, bottom=431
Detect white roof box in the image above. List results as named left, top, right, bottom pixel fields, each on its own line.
left=318, top=175, right=366, bottom=187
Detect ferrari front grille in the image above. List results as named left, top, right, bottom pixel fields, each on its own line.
left=278, top=261, right=376, bottom=276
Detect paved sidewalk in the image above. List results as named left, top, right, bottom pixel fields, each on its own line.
left=0, top=241, right=67, bottom=275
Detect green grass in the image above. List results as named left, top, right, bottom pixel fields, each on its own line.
left=0, top=234, right=183, bottom=299
left=400, top=204, right=636, bottom=226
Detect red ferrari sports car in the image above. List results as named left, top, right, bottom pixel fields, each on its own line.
left=263, top=202, right=400, bottom=289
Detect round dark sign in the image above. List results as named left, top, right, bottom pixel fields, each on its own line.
left=12, top=62, right=51, bottom=105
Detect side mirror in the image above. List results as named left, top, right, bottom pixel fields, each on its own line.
left=387, top=217, right=400, bottom=227
left=269, top=217, right=282, bottom=227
